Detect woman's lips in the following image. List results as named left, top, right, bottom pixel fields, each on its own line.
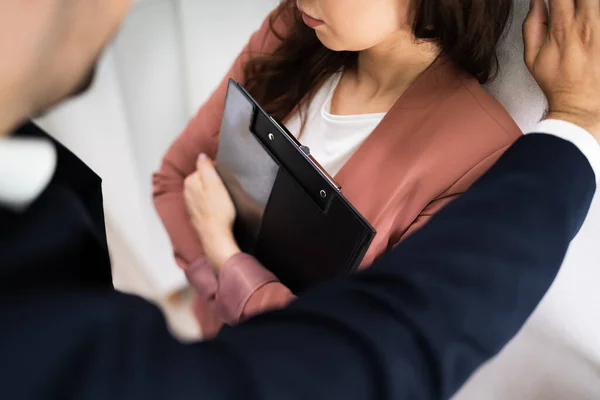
left=301, top=12, right=324, bottom=28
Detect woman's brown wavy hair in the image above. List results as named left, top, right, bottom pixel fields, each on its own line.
left=244, top=0, right=513, bottom=123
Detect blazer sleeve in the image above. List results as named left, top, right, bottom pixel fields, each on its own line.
left=7, top=135, right=595, bottom=400
left=187, top=253, right=297, bottom=325
left=218, top=254, right=296, bottom=323
left=152, top=6, right=287, bottom=269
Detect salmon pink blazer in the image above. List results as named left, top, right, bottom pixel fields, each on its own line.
left=152, top=6, right=522, bottom=338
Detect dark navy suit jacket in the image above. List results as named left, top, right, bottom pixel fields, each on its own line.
left=0, top=122, right=596, bottom=399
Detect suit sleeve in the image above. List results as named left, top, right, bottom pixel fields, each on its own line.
left=399, top=194, right=460, bottom=241
left=217, top=135, right=596, bottom=400
left=18, top=135, right=593, bottom=400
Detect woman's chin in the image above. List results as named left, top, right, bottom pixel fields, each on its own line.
left=315, top=32, right=346, bottom=52
left=315, top=32, right=367, bottom=53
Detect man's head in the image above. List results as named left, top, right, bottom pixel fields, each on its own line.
left=0, top=0, right=132, bottom=134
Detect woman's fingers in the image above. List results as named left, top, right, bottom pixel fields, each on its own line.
left=197, top=154, right=223, bottom=190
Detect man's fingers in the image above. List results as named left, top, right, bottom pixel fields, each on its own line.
left=548, top=0, right=575, bottom=26
left=576, top=0, right=600, bottom=15
left=524, top=0, right=549, bottom=69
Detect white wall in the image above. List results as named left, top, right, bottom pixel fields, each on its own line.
left=176, top=0, right=280, bottom=115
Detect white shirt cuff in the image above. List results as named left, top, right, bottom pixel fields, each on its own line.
left=531, top=119, right=600, bottom=185
left=0, top=136, right=57, bottom=211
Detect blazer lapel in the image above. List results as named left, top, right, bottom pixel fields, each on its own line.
left=333, top=56, right=462, bottom=224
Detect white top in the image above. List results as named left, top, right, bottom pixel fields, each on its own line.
left=285, top=72, right=386, bottom=176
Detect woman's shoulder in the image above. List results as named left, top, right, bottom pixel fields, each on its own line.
left=413, top=69, right=524, bottom=194
left=399, top=57, right=522, bottom=148
left=441, top=71, right=523, bottom=143
left=384, top=60, right=525, bottom=187
left=463, top=77, right=523, bottom=139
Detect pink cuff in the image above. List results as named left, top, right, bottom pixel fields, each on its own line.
left=214, top=253, right=279, bottom=325
left=185, top=258, right=218, bottom=301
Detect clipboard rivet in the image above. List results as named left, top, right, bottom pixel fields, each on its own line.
left=268, top=133, right=275, bottom=141
left=320, top=190, right=327, bottom=198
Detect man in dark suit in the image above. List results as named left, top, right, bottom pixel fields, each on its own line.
left=0, top=0, right=599, bottom=399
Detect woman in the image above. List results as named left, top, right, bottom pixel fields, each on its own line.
left=153, top=0, right=520, bottom=337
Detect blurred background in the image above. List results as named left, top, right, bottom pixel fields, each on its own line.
left=35, top=0, right=600, bottom=398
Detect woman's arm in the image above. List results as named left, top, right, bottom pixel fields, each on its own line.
left=152, top=6, right=288, bottom=268
left=184, top=155, right=297, bottom=326
left=212, top=254, right=296, bottom=324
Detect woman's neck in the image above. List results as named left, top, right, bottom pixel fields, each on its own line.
left=330, top=31, right=440, bottom=116
left=354, top=31, right=440, bottom=99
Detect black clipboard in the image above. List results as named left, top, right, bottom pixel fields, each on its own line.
left=216, top=79, right=376, bottom=293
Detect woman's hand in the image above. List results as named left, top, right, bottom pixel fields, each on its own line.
left=184, top=154, right=240, bottom=272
